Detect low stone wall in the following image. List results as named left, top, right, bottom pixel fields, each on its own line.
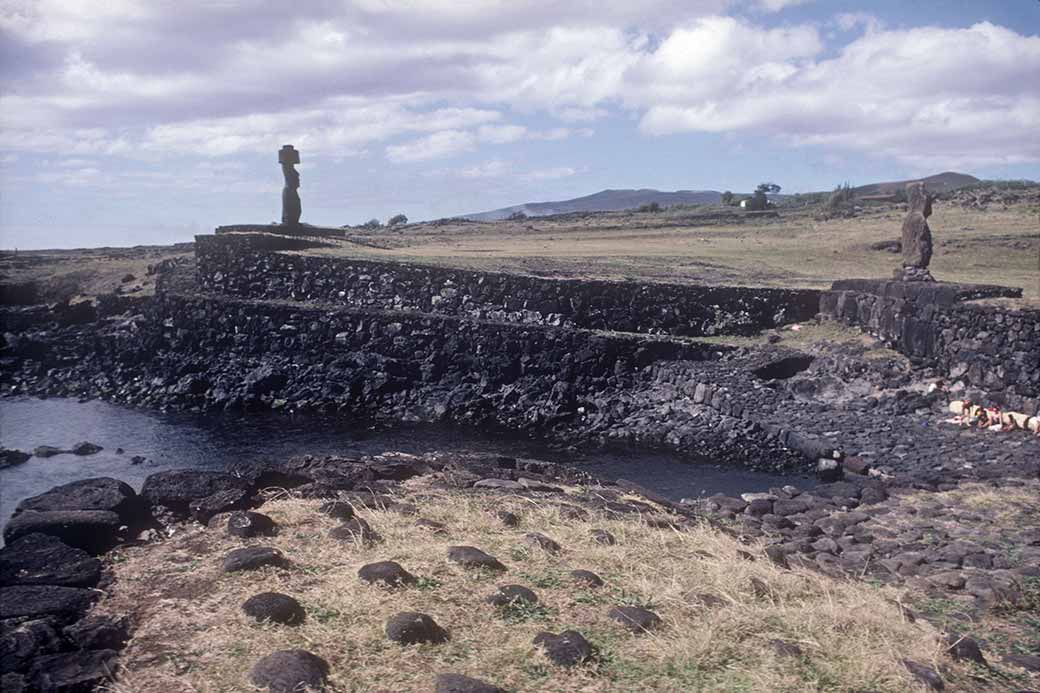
left=821, top=287, right=1040, bottom=414
left=195, top=233, right=820, bottom=337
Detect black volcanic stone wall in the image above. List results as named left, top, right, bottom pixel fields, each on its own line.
left=2, top=289, right=811, bottom=470
left=821, top=289, right=1040, bottom=414
left=195, top=234, right=819, bottom=337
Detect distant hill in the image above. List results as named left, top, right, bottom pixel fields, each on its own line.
left=462, top=189, right=722, bottom=221
left=460, top=172, right=981, bottom=221
left=853, top=171, right=979, bottom=196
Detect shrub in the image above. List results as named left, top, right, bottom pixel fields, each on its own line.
left=827, top=182, right=855, bottom=210
left=507, top=211, right=527, bottom=221
left=387, top=214, right=408, bottom=227
left=638, top=202, right=661, bottom=213
left=361, top=218, right=382, bottom=229
left=721, top=191, right=734, bottom=205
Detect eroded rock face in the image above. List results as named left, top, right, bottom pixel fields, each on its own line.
left=28, top=649, right=119, bottom=692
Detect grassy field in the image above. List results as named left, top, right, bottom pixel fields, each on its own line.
left=101, top=479, right=987, bottom=693
left=324, top=200, right=1039, bottom=303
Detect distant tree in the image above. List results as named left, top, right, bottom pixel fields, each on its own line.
left=387, top=213, right=408, bottom=226
left=361, top=218, right=382, bottom=229
left=507, top=210, right=528, bottom=221
left=826, top=182, right=855, bottom=210
left=638, top=202, right=662, bottom=213
left=745, top=182, right=781, bottom=211
left=721, top=191, right=734, bottom=205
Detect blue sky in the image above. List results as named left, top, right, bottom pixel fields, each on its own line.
left=1, top=0, right=1038, bottom=249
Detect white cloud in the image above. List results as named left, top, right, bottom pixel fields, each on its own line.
left=523, top=166, right=584, bottom=180
left=386, top=130, right=476, bottom=163
left=1, top=3, right=1038, bottom=172
left=634, top=20, right=1040, bottom=167
left=755, top=0, right=811, bottom=12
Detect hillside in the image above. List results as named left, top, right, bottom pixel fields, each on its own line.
left=464, top=189, right=722, bottom=221
left=853, top=171, right=979, bottom=196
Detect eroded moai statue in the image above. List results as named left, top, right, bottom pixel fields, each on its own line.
left=279, top=144, right=301, bottom=226
left=896, top=181, right=935, bottom=282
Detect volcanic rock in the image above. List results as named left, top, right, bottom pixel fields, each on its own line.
left=608, top=605, right=662, bottom=633
left=222, top=546, right=286, bottom=572
left=242, top=592, right=306, bottom=625
left=385, top=612, right=449, bottom=645
left=532, top=630, right=594, bottom=666
left=358, top=561, right=417, bottom=588
left=227, top=511, right=277, bottom=538
left=250, top=649, right=329, bottom=692
left=447, top=546, right=506, bottom=571
left=2, top=510, right=122, bottom=554
left=0, top=534, right=101, bottom=588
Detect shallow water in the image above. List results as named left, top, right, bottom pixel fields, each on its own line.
left=0, top=397, right=813, bottom=529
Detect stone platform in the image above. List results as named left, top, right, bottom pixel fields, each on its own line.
left=829, top=278, right=1022, bottom=306
left=215, top=223, right=345, bottom=239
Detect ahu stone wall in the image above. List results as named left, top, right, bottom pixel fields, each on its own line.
left=195, top=233, right=820, bottom=337
left=820, top=287, right=1040, bottom=415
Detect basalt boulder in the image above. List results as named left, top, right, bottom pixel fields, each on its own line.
left=532, top=630, right=594, bottom=666
left=242, top=592, right=306, bottom=625
left=14, top=477, right=145, bottom=526
left=385, top=612, right=449, bottom=645
left=0, top=585, right=98, bottom=623
left=0, top=618, right=63, bottom=674
left=2, top=510, right=122, bottom=555
left=0, top=534, right=101, bottom=588
left=250, top=649, right=329, bottom=693
left=27, top=649, right=119, bottom=691
left=141, top=470, right=251, bottom=517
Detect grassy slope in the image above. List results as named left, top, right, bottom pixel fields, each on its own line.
left=324, top=201, right=1039, bottom=303
left=102, top=479, right=983, bottom=693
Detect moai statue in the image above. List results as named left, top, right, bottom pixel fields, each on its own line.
left=279, top=144, right=301, bottom=226
left=896, top=181, right=935, bottom=281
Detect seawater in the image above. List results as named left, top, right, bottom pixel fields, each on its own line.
left=0, top=397, right=812, bottom=529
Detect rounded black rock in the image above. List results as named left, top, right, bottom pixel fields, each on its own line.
left=532, top=630, right=594, bottom=666
left=250, top=649, right=329, bottom=692
left=222, top=546, right=285, bottom=572
left=319, top=500, right=354, bottom=521
left=358, top=561, right=417, bottom=588
left=590, top=529, right=616, bottom=545
left=385, top=611, right=449, bottom=645
left=227, top=511, right=277, bottom=538
left=242, top=592, right=305, bottom=625
left=447, top=546, right=506, bottom=571
left=608, top=605, right=662, bottom=633
left=487, top=584, right=539, bottom=607
left=569, top=569, right=604, bottom=587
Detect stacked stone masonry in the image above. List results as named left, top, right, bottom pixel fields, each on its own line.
left=821, top=288, right=1040, bottom=415
left=196, top=233, right=820, bottom=337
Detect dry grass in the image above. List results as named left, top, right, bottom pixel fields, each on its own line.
left=320, top=201, right=1039, bottom=304
left=99, top=481, right=979, bottom=692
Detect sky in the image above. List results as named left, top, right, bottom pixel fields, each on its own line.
left=1, top=0, right=1038, bottom=249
